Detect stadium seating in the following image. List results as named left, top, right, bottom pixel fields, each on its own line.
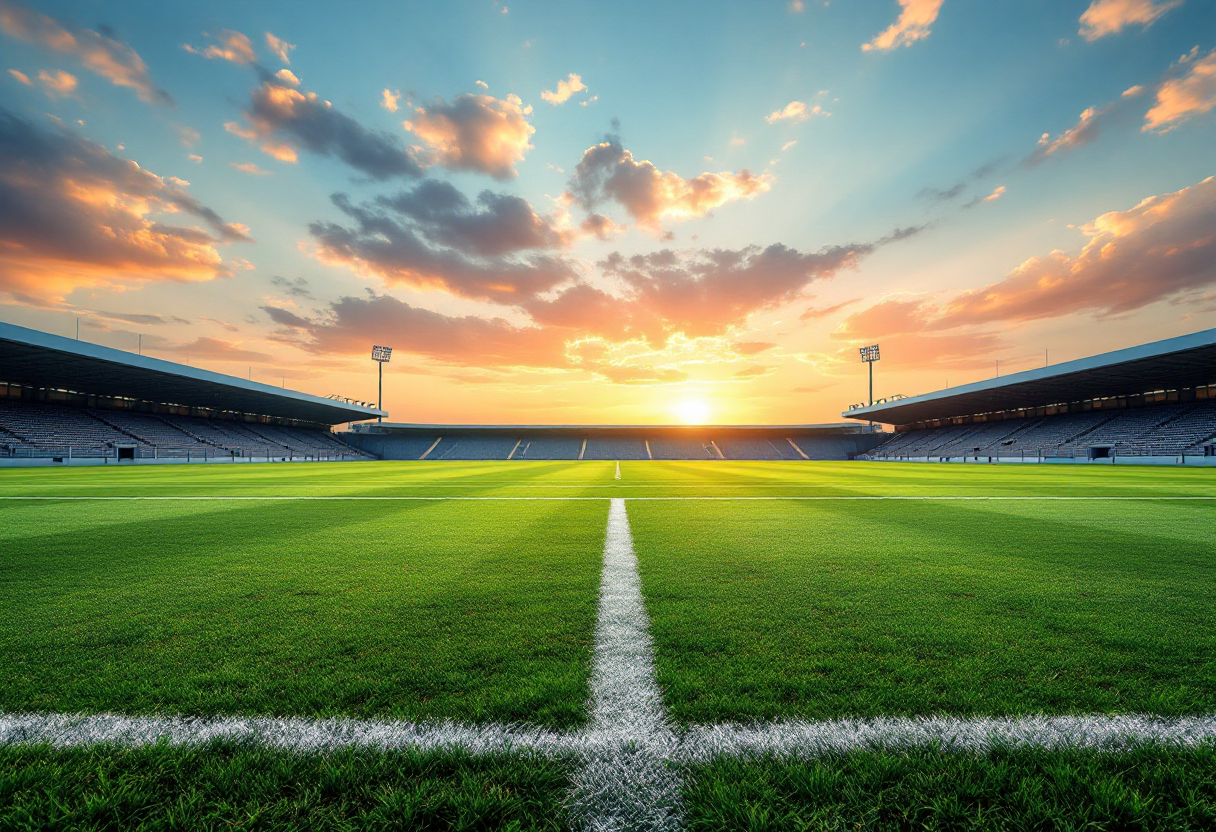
left=514, top=437, right=584, bottom=459
left=582, top=438, right=650, bottom=460
left=0, top=400, right=368, bottom=460
left=648, top=438, right=717, bottom=460
left=866, top=401, right=1216, bottom=459
left=0, top=401, right=140, bottom=456
left=715, top=438, right=801, bottom=460
left=427, top=436, right=519, bottom=460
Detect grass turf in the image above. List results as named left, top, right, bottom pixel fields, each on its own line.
left=682, top=746, right=1216, bottom=831
left=0, top=743, right=570, bottom=831
left=629, top=495, right=1216, bottom=724
left=0, top=498, right=605, bottom=727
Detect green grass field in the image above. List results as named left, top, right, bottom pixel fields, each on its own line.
left=1, top=460, right=1213, bottom=829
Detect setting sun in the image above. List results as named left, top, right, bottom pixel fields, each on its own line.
left=674, top=397, right=711, bottom=424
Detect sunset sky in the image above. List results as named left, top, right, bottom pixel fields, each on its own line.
left=1, top=0, right=1214, bottom=425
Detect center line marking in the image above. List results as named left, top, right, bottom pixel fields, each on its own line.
left=568, top=498, right=682, bottom=831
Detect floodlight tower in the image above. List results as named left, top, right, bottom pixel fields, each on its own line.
left=859, top=343, right=881, bottom=431
left=371, top=345, right=393, bottom=423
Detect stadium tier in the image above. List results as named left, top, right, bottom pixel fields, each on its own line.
left=0, top=321, right=380, bottom=464
left=343, top=424, right=884, bottom=460
left=847, top=328, right=1216, bottom=462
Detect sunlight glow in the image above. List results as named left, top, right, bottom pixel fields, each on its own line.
left=674, top=397, right=711, bottom=424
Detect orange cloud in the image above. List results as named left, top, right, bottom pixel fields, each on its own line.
left=264, top=32, right=295, bottom=64
left=184, top=29, right=255, bottom=64
left=7, top=68, right=30, bottom=85
left=381, top=88, right=400, bottom=112
left=0, top=1, right=169, bottom=104
left=0, top=107, right=251, bottom=299
left=862, top=0, right=944, bottom=52
left=1033, top=105, right=1111, bottom=159
left=229, top=161, right=271, bottom=175
left=404, top=93, right=535, bottom=179
left=566, top=139, right=773, bottom=232
left=1078, top=0, right=1183, bottom=41
left=1143, top=46, right=1216, bottom=133
left=765, top=101, right=826, bottom=123
left=37, top=68, right=76, bottom=97
left=541, top=73, right=587, bottom=105
left=274, top=68, right=300, bottom=87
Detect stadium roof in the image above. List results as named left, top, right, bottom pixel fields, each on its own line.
left=844, top=327, right=1216, bottom=427
left=0, top=321, right=384, bottom=425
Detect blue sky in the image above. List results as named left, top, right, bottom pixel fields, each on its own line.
left=2, top=0, right=1214, bottom=424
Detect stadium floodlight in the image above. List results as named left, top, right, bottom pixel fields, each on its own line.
left=859, top=343, right=880, bottom=430
left=371, top=345, right=393, bottom=422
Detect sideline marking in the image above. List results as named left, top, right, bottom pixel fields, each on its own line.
left=567, top=498, right=682, bottom=830
left=1, top=495, right=1211, bottom=502
left=615, top=461, right=621, bottom=480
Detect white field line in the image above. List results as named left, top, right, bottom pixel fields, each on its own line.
left=568, top=497, right=683, bottom=831
left=4, top=711, right=1216, bottom=759
left=615, top=461, right=621, bottom=480
left=0, top=496, right=1210, bottom=501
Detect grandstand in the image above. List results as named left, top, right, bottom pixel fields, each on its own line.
left=0, top=321, right=381, bottom=465
left=847, top=328, right=1216, bottom=464
left=344, top=424, right=884, bottom=461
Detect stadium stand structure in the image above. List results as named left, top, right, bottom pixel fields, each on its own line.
left=0, top=321, right=381, bottom=465
left=345, top=424, right=884, bottom=461
left=847, top=328, right=1216, bottom=463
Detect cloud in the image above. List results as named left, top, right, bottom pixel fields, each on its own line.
left=1078, top=0, right=1183, bottom=41
left=266, top=294, right=569, bottom=368
left=800, top=298, right=859, bottom=320
left=381, top=88, right=400, bottom=112
left=1029, top=104, right=1114, bottom=163
left=862, top=0, right=944, bottom=52
left=274, top=68, right=300, bottom=86
left=161, top=336, right=275, bottom=363
left=404, top=93, right=535, bottom=179
left=175, top=125, right=200, bottom=147
left=566, top=241, right=880, bottom=343
left=374, top=179, right=576, bottom=256
left=540, top=73, right=587, bottom=105
left=37, top=68, right=76, bottom=97
left=1143, top=46, right=1216, bottom=133
left=842, top=176, right=1216, bottom=350
left=265, top=32, right=295, bottom=64
left=230, top=161, right=271, bottom=175
left=789, top=1, right=805, bottom=12
left=963, top=184, right=1006, bottom=208
left=935, top=176, right=1216, bottom=325
left=270, top=275, right=312, bottom=298
left=87, top=309, right=191, bottom=326
left=308, top=190, right=579, bottom=303
left=183, top=29, right=255, bottom=64
left=188, top=153, right=202, bottom=163
left=765, top=101, right=825, bottom=123
left=566, top=139, right=773, bottom=232
left=0, top=107, right=250, bottom=298
left=832, top=298, right=1005, bottom=368
left=229, top=74, right=424, bottom=178
left=7, top=68, right=30, bottom=85
left=0, top=1, right=170, bottom=104
left=475, top=79, right=488, bottom=89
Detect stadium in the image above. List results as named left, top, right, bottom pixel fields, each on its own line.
left=4, top=1, right=1216, bottom=828
left=3, top=315, right=1216, bottom=829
